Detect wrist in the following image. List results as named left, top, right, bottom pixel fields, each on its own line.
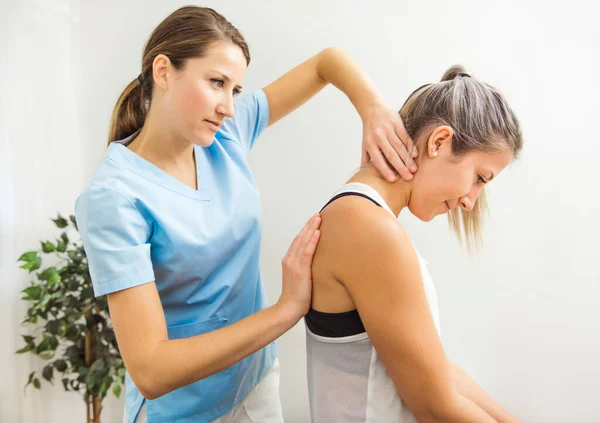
left=272, top=300, right=303, bottom=329
left=356, top=96, right=387, bottom=121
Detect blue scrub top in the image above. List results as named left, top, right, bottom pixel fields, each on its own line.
left=75, top=90, right=276, bottom=423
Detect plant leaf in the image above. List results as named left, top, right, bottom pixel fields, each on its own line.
left=20, top=257, right=42, bottom=272
left=54, top=359, right=68, bottom=372
left=113, top=383, right=121, bottom=398
left=39, top=267, right=58, bottom=282
left=99, top=377, right=111, bottom=395
left=46, top=320, right=60, bottom=335
left=23, top=335, right=36, bottom=346
left=22, top=286, right=42, bottom=301
left=39, top=350, right=55, bottom=360
left=56, top=241, right=67, bottom=253
left=48, top=272, right=60, bottom=286
left=33, top=378, right=41, bottom=389
left=41, top=241, right=56, bottom=253
left=16, top=344, right=33, bottom=354
left=69, top=215, right=78, bottom=230
left=42, top=365, right=54, bottom=382
left=18, top=251, right=38, bottom=262
left=52, top=216, right=69, bottom=229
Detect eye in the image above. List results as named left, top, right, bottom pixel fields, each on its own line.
left=210, top=78, right=224, bottom=88
left=233, top=88, right=242, bottom=97
left=477, top=175, right=488, bottom=184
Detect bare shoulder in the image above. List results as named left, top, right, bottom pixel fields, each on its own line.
left=313, top=195, right=416, bottom=287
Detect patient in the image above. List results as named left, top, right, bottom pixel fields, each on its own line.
left=306, top=66, right=523, bottom=423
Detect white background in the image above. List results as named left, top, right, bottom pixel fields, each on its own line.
left=2, top=0, right=599, bottom=422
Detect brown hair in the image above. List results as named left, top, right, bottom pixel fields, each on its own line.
left=108, top=6, right=250, bottom=144
left=400, top=65, right=523, bottom=249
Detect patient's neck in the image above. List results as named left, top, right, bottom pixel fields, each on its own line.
left=347, top=165, right=411, bottom=217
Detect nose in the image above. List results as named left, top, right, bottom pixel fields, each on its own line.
left=216, top=94, right=235, bottom=118
left=459, top=186, right=482, bottom=212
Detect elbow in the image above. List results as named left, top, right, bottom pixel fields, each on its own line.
left=136, top=374, right=166, bottom=401
left=315, top=47, right=345, bottom=82
left=129, top=364, right=168, bottom=400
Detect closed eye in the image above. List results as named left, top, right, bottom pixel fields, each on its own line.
left=477, top=175, right=488, bottom=184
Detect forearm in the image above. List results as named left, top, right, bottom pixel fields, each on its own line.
left=315, top=47, right=384, bottom=119
left=140, top=303, right=297, bottom=399
left=451, top=363, right=521, bottom=423
left=420, top=391, right=498, bottom=423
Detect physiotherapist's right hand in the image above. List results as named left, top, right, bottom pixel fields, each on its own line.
left=277, top=213, right=321, bottom=322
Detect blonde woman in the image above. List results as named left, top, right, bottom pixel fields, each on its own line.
left=306, top=66, right=523, bottom=423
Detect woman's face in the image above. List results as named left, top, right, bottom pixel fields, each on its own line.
left=161, top=41, right=248, bottom=146
left=408, top=126, right=514, bottom=222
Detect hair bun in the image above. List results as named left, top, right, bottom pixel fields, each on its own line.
left=441, top=65, right=470, bottom=82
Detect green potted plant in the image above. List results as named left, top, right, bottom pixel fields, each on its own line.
left=16, top=214, right=125, bottom=423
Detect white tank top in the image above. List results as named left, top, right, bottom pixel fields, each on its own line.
left=306, top=182, right=441, bottom=423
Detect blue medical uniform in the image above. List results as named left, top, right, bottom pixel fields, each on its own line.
left=75, top=90, right=276, bottom=423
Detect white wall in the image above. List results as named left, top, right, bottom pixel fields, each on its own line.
left=1, top=1, right=123, bottom=422
left=4, top=0, right=599, bottom=422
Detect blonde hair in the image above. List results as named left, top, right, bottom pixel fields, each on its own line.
left=108, top=6, right=250, bottom=144
left=400, top=65, right=523, bottom=249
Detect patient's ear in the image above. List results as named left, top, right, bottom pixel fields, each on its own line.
left=427, top=126, right=454, bottom=159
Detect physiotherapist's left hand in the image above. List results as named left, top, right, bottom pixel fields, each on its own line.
left=361, top=102, right=418, bottom=183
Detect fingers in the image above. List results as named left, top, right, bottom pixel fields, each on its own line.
left=382, top=125, right=414, bottom=181
left=287, top=214, right=321, bottom=259
left=394, top=118, right=418, bottom=159
left=368, top=145, right=397, bottom=182
left=361, top=147, right=370, bottom=167
left=300, top=229, right=321, bottom=266
left=299, top=214, right=321, bottom=252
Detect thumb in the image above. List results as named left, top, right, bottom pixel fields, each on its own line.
left=361, top=148, right=370, bottom=166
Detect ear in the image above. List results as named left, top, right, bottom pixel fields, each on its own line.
left=152, top=54, right=172, bottom=91
left=427, top=125, right=454, bottom=159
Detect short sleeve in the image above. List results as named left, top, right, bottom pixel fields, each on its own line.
left=218, top=89, right=270, bottom=153
left=75, top=186, right=155, bottom=296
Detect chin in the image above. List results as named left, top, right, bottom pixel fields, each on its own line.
left=191, top=130, right=216, bottom=147
left=408, top=204, right=438, bottom=223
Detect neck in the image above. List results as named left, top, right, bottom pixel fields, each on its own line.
left=127, top=108, right=195, bottom=170
left=347, top=165, right=412, bottom=216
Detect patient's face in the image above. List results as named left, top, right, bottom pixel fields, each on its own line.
left=408, top=131, right=514, bottom=222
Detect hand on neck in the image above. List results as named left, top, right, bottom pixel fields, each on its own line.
left=347, top=164, right=412, bottom=217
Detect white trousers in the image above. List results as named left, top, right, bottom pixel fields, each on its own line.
left=124, top=359, right=284, bottom=423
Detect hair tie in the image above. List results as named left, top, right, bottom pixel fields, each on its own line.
left=137, top=74, right=144, bottom=84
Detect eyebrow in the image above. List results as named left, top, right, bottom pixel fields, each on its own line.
left=217, top=72, right=243, bottom=91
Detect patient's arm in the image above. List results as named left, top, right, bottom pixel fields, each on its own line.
left=451, top=362, right=522, bottom=423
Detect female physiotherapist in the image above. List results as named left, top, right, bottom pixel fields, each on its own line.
left=75, top=6, right=416, bottom=423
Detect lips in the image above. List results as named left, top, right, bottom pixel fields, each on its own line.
left=204, top=119, right=221, bottom=131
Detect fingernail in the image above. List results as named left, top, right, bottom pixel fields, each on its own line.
left=411, top=164, right=417, bottom=172
left=412, top=150, right=418, bottom=158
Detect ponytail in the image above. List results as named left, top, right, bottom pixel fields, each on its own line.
left=107, top=78, right=147, bottom=144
